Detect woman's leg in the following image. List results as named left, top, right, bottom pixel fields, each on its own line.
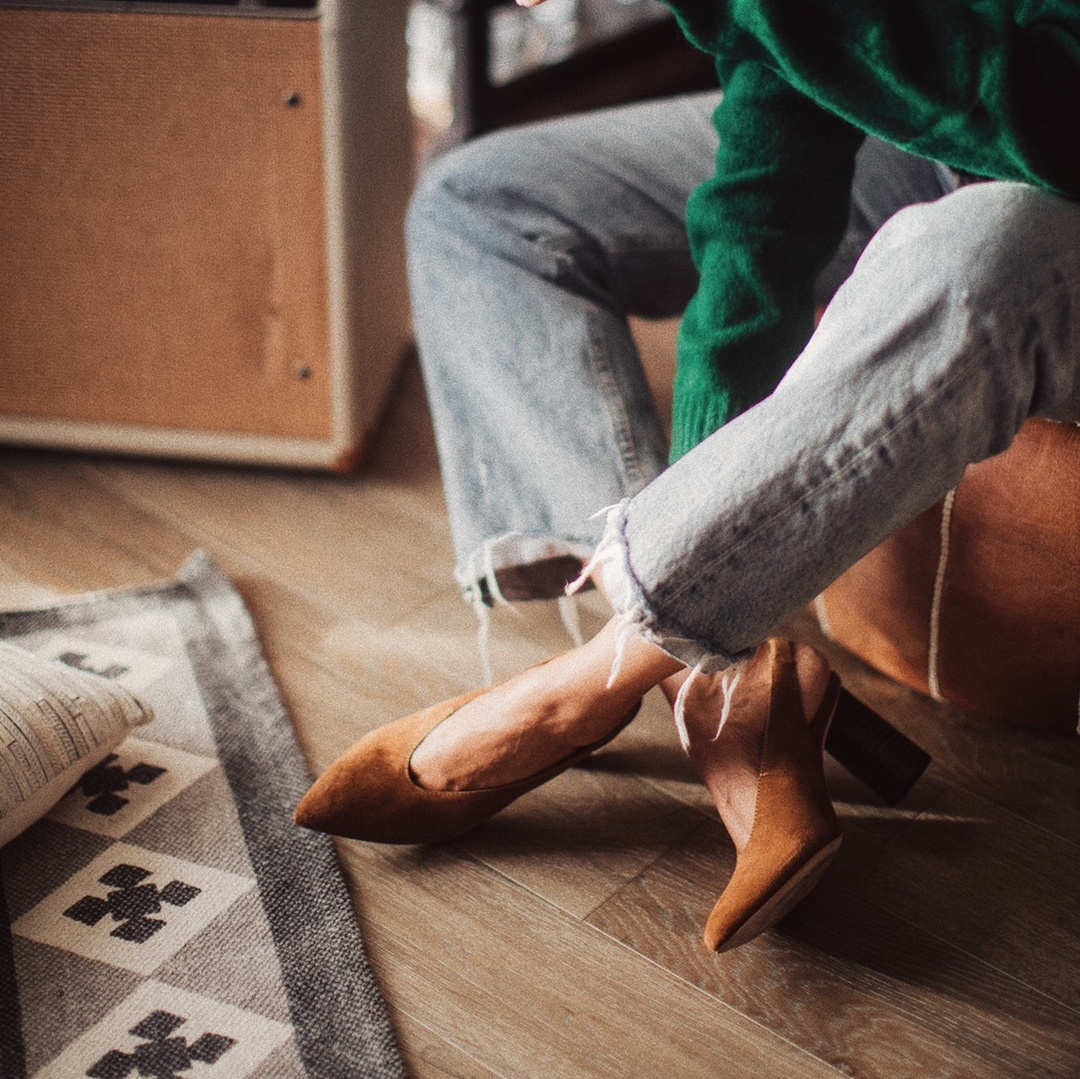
left=409, top=180, right=1080, bottom=814
left=406, top=94, right=718, bottom=605
left=407, top=133, right=957, bottom=788
left=407, top=100, right=953, bottom=608
left=303, top=133, right=1004, bottom=949
left=597, top=181, right=1080, bottom=673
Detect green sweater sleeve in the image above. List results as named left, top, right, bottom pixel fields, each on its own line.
left=668, top=2, right=1080, bottom=462
left=670, top=60, right=863, bottom=461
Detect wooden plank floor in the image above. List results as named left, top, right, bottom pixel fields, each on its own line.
left=2, top=356, right=1079, bottom=1077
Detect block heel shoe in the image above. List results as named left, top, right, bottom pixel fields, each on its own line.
left=826, top=689, right=931, bottom=805
left=294, top=685, right=639, bottom=845
left=694, top=639, right=930, bottom=952
left=697, top=640, right=845, bottom=952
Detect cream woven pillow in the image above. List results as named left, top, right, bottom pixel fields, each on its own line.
left=0, top=640, right=153, bottom=847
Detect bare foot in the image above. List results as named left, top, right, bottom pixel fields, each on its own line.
left=410, top=616, right=681, bottom=790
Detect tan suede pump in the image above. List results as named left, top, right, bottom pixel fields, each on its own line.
left=294, top=686, right=639, bottom=845
left=692, top=639, right=843, bottom=953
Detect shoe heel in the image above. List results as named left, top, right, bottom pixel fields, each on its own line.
left=825, top=690, right=931, bottom=805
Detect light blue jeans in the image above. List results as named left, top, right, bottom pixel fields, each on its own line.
left=406, top=92, right=1080, bottom=671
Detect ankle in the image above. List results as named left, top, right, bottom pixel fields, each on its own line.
left=660, top=669, right=688, bottom=708
left=672, top=641, right=831, bottom=753
left=584, top=616, right=684, bottom=697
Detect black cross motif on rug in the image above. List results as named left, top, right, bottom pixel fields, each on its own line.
left=58, top=650, right=131, bottom=681
left=74, top=754, right=168, bottom=816
left=86, top=1009, right=235, bottom=1079
left=63, top=864, right=201, bottom=943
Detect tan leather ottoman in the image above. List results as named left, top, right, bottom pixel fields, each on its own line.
left=820, top=419, right=1080, bottom=734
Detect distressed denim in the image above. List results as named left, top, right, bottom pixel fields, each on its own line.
left=406, top=92, right=1080, bottom=670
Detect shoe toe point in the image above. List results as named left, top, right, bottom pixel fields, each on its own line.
left=293, top=786, right=331, bottom=832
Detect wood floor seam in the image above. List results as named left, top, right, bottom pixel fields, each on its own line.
left=2, top=361, right=1077, bottom=1077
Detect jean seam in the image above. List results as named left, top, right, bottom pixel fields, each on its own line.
left=584, top=309, right=652, bottom=492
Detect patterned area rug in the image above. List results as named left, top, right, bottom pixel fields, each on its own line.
left=0, top=553, right=406, bottom=1079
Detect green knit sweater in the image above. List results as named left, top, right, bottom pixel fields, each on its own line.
left=666, top=0, right=1080, bottom=460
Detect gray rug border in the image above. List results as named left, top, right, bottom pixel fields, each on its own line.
left=0, top=553, right=407, bottom=1079
left=0, top=878, right=25, bottom=1079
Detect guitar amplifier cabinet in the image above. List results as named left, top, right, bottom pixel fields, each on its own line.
left=0, top=0, right=413, bottom=470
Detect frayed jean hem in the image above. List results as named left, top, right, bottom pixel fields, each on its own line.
left=571, top=500, right=752, bottom=674
left=454, top=533, right=595, bottom=608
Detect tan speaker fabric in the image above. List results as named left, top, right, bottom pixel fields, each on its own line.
left=0, top=9, right=333, bottom=439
